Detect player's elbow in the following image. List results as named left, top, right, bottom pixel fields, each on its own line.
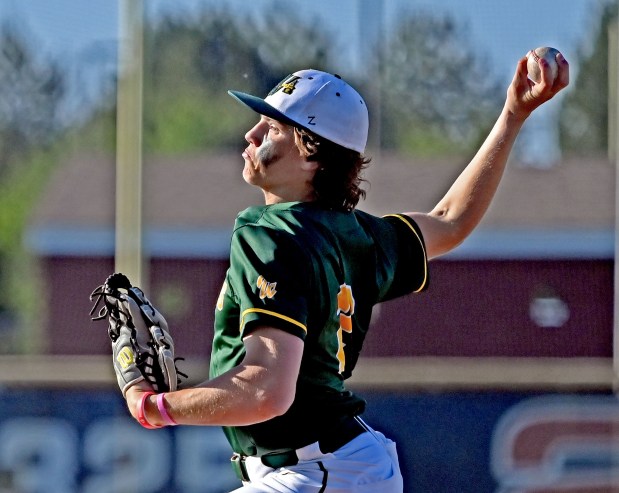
left=256, top=385, right=295, bottom=420
left=433, top=229, right=469, bottom=258
left=424, top=221, right=470, bottom=259
left=427, top=210, right=482, bottom=259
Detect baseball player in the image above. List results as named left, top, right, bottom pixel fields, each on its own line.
left=119, top=52, right=568, bottom=492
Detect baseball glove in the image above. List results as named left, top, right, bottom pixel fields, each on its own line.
left=89, top=273, right=185, bottom=396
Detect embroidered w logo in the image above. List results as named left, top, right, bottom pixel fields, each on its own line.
left=268, top=74, right=301, bottom=96
left=257, top=275, right=277, bottom=300
left=116, top=347, right=135, bottom=369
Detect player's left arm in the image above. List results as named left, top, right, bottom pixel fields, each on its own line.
left=124, top=326, right=303, bottom=427
left=408, top=52, right=569, bottom=260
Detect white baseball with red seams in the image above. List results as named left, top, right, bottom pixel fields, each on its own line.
left=527, top=46, right=560, bottom=84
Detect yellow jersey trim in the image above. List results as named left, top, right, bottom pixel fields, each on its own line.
left=240, top=308, right=308, bottom=333
left=383, top=214, right=429, bottom=293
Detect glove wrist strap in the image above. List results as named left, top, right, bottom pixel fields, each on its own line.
left=156, top=393, right=178, bottom=426
left=137, top=391, right=161, bottom=429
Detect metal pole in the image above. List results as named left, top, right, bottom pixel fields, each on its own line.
left=610, top=18, right=619, bottom=394
left=609, top=22, right=617, bottom=163
left=115, top=0, right=145, bottom=287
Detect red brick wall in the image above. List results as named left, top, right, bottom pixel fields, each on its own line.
left=363, top=259, right=613, bottom=357
left=43, top=256, right=227, bottom=356
left=43, top=257, right=612, bottom=358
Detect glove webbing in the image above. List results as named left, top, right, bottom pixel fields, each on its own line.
left=89, top=274, right=186, bottom=391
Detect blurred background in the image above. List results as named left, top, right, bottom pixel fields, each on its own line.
left=0, top=0, right=617, bottom=491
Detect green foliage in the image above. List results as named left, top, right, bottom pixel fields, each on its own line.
left=376, top=12, right=504, bottom=155
left=141, top=9, right=331, bottom=154
left=0, top=21, right=66, bottom=255
left=558, top=1, right=615, bottom=156
left=0, top=23, right=65, bottom=175
left=76, top=7, right=333, bottom=156
left=76, top=7, right=505, bottom=158
left=0, top=23, right=68, bottom=353
left=396, top=125, right=475, bottom=158
left=144, top=89, right=250, bottom=152
left=67, top=100, right=117, bottom=154
left=0, top=148, right=61, bottom=353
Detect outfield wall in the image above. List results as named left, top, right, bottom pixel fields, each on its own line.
left=0, top=386, right=616, bottom=493
left=0, top=356, right=615, bottom=493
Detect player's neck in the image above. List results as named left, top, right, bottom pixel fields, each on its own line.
left=262, top=187, right=315, bottom=205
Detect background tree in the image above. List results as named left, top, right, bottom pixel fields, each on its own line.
left=558, top=1, right=616, bottom=157
left=0, top=23, right=67, bottom=352
left=0, top=23, right=65, bottom=174
left=77, top=7, right=507, bottom=159
left=143, top=8, right=332, bottom=154
left=375, top=12, right=505, bottom=157
left=75, top=8, right=332, bottom=155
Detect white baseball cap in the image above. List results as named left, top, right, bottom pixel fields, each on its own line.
left=228, top=69, right=369, bottom=153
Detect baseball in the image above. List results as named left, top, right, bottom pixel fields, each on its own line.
left=527, top=46, right=560, bottom=83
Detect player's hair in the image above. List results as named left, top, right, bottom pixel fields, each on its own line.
left=294, top=127, right=370, bottom=211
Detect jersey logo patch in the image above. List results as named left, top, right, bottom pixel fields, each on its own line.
left=257, top=275, right=277, bottom=300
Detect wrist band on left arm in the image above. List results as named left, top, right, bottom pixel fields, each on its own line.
left=156, top=393, right=178, bottom=426
left=137, top=391, right=161, bottom=429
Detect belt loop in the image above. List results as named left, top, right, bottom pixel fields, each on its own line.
left=230, top=454, right=251, bottom=482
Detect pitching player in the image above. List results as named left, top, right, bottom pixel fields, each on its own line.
left=120, top=52, right=569, bottom=492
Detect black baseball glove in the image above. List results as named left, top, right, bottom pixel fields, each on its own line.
left=90, top=273, right=185, bottom=396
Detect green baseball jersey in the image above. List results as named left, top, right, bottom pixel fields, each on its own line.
left=210, top=201, right=428, bottom=455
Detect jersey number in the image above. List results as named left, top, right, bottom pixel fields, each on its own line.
left=336, top=284, right=355, bottom=374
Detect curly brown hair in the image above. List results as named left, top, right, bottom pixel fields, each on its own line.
left=294, top=127, right=371, bottom=211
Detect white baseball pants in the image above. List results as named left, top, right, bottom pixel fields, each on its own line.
left=228, top=424, right=403, bottom=493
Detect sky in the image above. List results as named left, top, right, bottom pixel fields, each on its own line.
left=0, top=0, right=611, bottom=164
left=0, top=0, right=605, bottom=76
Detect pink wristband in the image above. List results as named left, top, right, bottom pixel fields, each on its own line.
left=156, top=393, right=178, bottom=426
left=137, top=392, right=160, bottom=429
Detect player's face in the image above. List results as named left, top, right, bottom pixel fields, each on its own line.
left=242, top=116, right=313, bottom=202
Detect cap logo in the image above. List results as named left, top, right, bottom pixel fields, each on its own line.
left=269, top=74, right=301, bottom=96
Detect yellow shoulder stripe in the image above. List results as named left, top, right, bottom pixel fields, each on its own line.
left=383, top=214, right=428, bottom=292
left=240, top=308, right=308, bottom=333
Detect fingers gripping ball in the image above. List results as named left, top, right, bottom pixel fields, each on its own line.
left=90, top=273, right=186, bottom=396
left=527, top=46, right=560, bottom=84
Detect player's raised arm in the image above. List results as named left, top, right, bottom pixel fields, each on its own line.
left=408, top=50, right=569, bottom=260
